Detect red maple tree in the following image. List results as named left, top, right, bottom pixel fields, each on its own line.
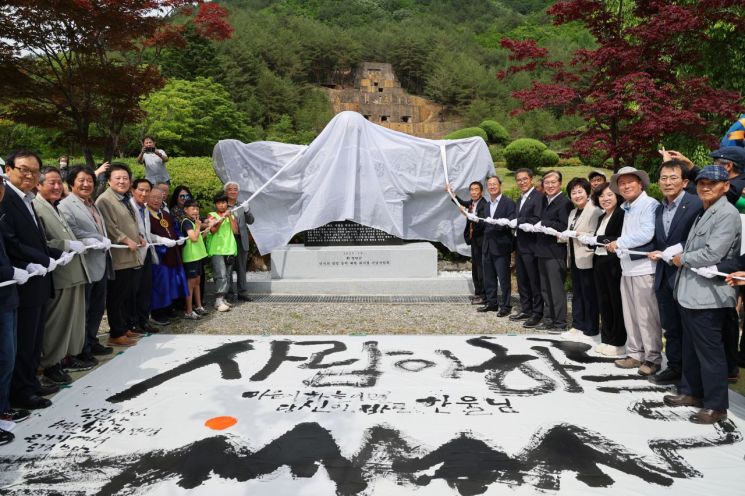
left=498, top=0, right=745, bottom=171
left=0, top=1, right=232, bottom=165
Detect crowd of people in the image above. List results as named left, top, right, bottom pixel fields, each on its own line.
left=0, top=139, right=254, bottom=445
left=450, top=144, right=745, bottom=426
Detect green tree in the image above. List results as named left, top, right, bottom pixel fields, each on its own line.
left=140, top=78, right=252, bottom=156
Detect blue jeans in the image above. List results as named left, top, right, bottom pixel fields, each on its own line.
left=0, top=309, right=17, bottom=413
left=211, top=255, right=233, bottom=296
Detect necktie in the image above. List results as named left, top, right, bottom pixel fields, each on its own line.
left=469, top=203, right=475, bottom=240
left=122, top=195, right=136, bottom=221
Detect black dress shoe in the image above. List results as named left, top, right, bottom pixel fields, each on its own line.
left=91, top=341, right=114, bottom=356
left=535, top=321, right=556, bottom=331
left=138, top=324, right=160, bottom=334
left=497, top=309, right=511, bottom=317
left=149, top=316, right=170, bottom=326
left=470, top=297, right=486, bottom=305
left=37, top=382, right=60, bottom=396
left=648, top=368, right=681, bottom=385
left=14, top=395, right=52, bottom=410
left=690, top=408, right=727, bottom=424
left=523, top=316, right=542, bottom=328
left=477, top=305, right=498, bottom=313
left=64, top=355, right=97, bottom=372
left=0, top=429, right=14, bottom=446
left=508, top=312, right=530, bottom=321
left=237, top=294, right=254, bottom=302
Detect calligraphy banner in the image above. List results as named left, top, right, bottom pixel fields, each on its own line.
left=0, top=335, right=743, bottom=495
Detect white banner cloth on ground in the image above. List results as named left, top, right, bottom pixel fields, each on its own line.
left=0, top=334, right=743, bottom=495
left=212, top=111, right=494, bottom=255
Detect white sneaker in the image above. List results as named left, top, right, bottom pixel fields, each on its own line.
left=560, top=328, right=581, bottom=341
left=598, top=344, right=625, bottom=357
left=214, top=298, right=230, bottom=312
left=579, top=333, right=601, bottom=345
left=183, top=311, right=200, bottom=320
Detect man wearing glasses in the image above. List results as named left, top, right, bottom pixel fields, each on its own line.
left=0, top=151, right=64, bottom=410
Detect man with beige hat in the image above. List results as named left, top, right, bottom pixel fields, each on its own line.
left=606, top=166, right=662, bottom=376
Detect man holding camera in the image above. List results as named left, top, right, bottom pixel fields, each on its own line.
left=137, top=136, right=170, bottom=186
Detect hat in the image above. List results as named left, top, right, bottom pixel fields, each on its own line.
left=709, top=146, right=745, bottom=169
left=695, top=164, right=729, bottom=183
left=587, top=170, right=606, bottom=181
left=609, top=166, right=650, bottom=194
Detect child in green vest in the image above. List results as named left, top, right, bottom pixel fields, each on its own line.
left=181, top=199, right=211, bottom=319
left=206, top=192, right=238, bottom=312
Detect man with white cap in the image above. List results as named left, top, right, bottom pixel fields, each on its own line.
left=664, top=165, right=740, bottom=424
left=606, top=166, right=662, bottom=376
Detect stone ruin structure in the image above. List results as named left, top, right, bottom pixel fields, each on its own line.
left=325, top=62, right=461, bottom=139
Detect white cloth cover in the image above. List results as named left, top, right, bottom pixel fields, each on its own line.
left=212, top=111, right=494, bottom=255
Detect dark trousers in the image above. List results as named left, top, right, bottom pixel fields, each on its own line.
left=516, top=249, right=542, bottom=317
left=11, top=303, right=47, bottom=400
left=570, top=265, right=598, bottom=335
left=231, top=244, right=250, bottom=296
left=0, top=309, right=17, bottom=412
left=723, top=309, right=739, bottom=376
left=470, top=238, right=485, bottom=298
left=537, top=257, right=567, bottom=328
left=679, top=306, right=729, bottom=411
left=482, top=252, right=511, bottom=310
left=128, top=256, right=152, bottom=328
left=656, top=280, right=683, bottom=372
left=107, top=268, right=137, bottom=338
left=82, top=277, right=107, bottom=354
left=593, top=255, right=626, bottom=346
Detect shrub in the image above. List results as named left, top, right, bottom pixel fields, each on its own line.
left=488, top=144, right=504, bottom=162
left=478, top=120, right=509, bottom=144
left=540, top=149, right=560, bottom=167
left=503, top=138, right=551, bottom=171
left=558, top=156, right=584, bottom=167
left=443, top=127, right=488, bottom=141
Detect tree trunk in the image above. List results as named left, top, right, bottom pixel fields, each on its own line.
left=82, top=146, right=96, bottom=168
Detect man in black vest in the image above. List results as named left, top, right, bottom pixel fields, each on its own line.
left=1, top=151, right=63, bottom=410
left=512, top=168, right=544, bottom=327
left=448, top=181, right=487, bottom=305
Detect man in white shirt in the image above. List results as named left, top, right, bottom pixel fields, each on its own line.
left=137, top=136, right=170, bottom=185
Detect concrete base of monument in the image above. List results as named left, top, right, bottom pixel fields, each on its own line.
left=245, top=270, right=473, bottom=295
left=247, top=242, right=472, bottom=295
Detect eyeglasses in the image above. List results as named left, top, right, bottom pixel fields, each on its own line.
left=14, top=166, right=40, bottom=177
left=178, top=194, right=191, bottom=199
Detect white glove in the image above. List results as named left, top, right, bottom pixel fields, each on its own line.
left=162, top=238, right=177, bottom=248
left=615, top=247, right=629, bottom=258
left=495, top=218, right=510, bottom=226
left=578, top=235, right=597, bottom=246
left=26, top=263, right=47, bottom=276
left=483, top=217, right=498, bottom=225
left=81, top=238, right=99, bottom=247
left=561, top=230, right=577, bottom=238
left=508, top=219, right=517, bottom=229
left=68, top=240, right=86, bottom=254
left=57, top=252, right=76, bottom=266
left=176, top=237, right=187, bottom=246
left=661, top=243, right=683, bottom=264
left=544, top=227, right=560, bottom=237
left=47, top=257, right=58, bottom=272
left=12, top=267, right=30, bottom=285
left=518, top=223, right=534, bottom=232
left=465, top=212, right=480, bottom=222
left=101, top=238, right=112, bottom=250
left=696, top=265, right=719, bottom=279
left=533, top=221, right=543, bottom=230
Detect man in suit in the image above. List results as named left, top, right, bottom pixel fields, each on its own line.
left=606, top=167, right=662, bottom=376
left=512, top=168, right=544, bottom=327
left=646, top=160, right=703, bottom=385
left=96, top=163, right=144, bottom=347
left=0, top=170, right=32, bottom=443
left=225, top=182, right=255, bottom=303
left=448, top=181, right=487, bottom=305
left=33, top=167, right=91, bottom=384
left=476, top=176, right=516, bottom=317
left=0, top=151, right=63, bottom=410
left=59, top=166, right=114, bottom=360
left=665, top=165, right=741, bottom=424
left=532, top=170, right=572, bottom=332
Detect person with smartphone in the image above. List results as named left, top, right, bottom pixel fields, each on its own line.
left=137, top=136, right=170, bottom=186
